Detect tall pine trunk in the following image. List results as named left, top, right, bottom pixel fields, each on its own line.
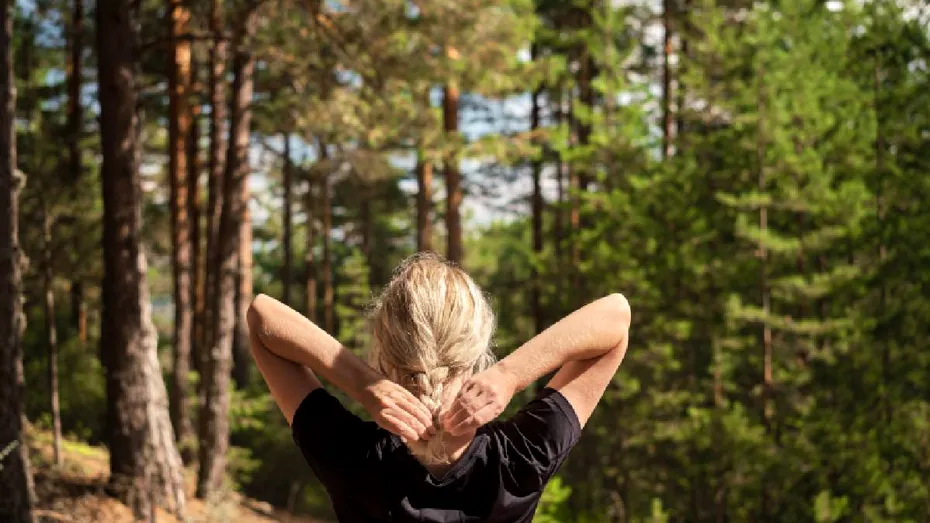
left=42, top=205, right=63, bottom=468
left=0, top=0, right=36, bottom=515
left=282, top=134, right=293, bottom=305
left=202, top=0, right=226, bottom=377
left=198, top=6, right=258, bottom=497
left=416, top=147, right=433, bottom=252
left=96, top=0, right=185, bottom=515
left=167, top=0, right=194, bottom=463
left=661, top=0, right=673, bottom=159
left=756, top=67, right=773, bottom=520
left=305, top=174, right=317, bottom=322
left=530, top=84, right=543, bottom=336
left=442, top=84, right=463, bottom=264
left=67, top=0, right=86, bottom=343
left=189, top=69, right=204, bottom=400
left=233, top=170, right=253, bottom=387
left=320, top=143, right=334, bottom=333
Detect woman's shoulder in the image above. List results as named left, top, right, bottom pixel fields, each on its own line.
left=484, top=388, right=582, bottom=467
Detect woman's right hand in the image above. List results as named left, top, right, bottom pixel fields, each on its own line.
left=361, top=378, right=435, bottom=443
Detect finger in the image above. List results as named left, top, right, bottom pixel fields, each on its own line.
left=449, top=402, right=498, bottom=436
left=443, top=397, right=489, bottom=435
left=389, top=405, right=429, bottom=439
left=381, top=411, right=420, bottom=442
left=395, top=394, right=433, bottom=432
left=441, top=389, right=479, bottom=423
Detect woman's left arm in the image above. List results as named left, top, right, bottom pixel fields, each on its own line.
left=247, top=294, right=434, bottom=442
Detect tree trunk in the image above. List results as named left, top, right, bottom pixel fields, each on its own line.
left=757, top=68, right=772, bottom=520
left=168, top=0, right=194, bottom=464
left=96, top=0, right=186, bottom=516
left=442, top=84, right=463, bottom=264
left=189, top=70, right=204, bottom=403
left=661, top=0, right=673, bottom=159
left=567, top=94, right=581, bottom=296
left=0, top=0, right=36, bottom=515
left=282, top=134, right=293, bottom=305
left=202, top=0, right=226, bottom=377
left=530, top=85, right=543, bottom=336
left=67, top=0, right=86, bottom=343
left=305, top=174, right=317, bottom=322
left=320, top=143, right=334, bottom=333
left=416, top=147, right=433, bottom=252
left=233, top=174, right=253, bottom=388
left=198, top=6, right=257, bottom=498
left=576, top=54, right=594, bottom=191
left=42, top=206, right=63, bottom=468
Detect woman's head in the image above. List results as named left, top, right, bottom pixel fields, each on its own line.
left=369, top=252, right=495, bottom=463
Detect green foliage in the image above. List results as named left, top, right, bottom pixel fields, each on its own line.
left=12, top=0, right=930, bottom=520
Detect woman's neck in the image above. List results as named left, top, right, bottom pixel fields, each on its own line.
left=421, top=431, right=475, bottom=477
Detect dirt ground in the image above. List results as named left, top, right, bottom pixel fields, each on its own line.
left=29, top=429, right=323, bottom=523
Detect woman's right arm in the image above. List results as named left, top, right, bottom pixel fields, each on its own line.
left=441, top=293, right=631, bottom=433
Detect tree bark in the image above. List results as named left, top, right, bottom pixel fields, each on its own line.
left=661, top=0, right=673, bottom=159
left=320, top=143, right=334, bottom=333
left=42, top=206, right=63, bottom=468
left=167, top=0, right=194, bottom=464
left=442, top=84, right=463, bottom=264
left=757, top=67, right=772, bottom=520
left=67, top=0, right=86, bottom=343
left=189, top=65, right=204, bottom=405
left=0, top=0, right=36, bottom=516
left=530, top=84, right=544, bottom=336
left=233, top=170, right=253, bottom=388
left=416, top=147, right=433, bottom=252
left=201, top=0, right=226, bottom=376
left=96, top=0, right=185, bottom=516
left=198, top=6, right=257, bottom=498
left=282, top=134, right=293, bottom=305
left=305, top=174, right=317, bottom=322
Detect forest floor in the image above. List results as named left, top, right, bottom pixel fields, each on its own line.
left=29, top=428, right=321, bottom=523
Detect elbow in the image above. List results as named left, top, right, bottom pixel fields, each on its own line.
left=605, top=293, right=632, bottom=328
left=247, top=294, right=272, bottom=336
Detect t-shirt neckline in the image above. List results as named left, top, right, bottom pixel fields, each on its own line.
left=404, top=428, right=487, bottom=486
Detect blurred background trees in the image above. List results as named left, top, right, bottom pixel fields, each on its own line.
left=1, top=0, right=929, bottom=521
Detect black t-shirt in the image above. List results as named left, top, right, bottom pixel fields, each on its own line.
left=291, top=386, right=582, bottom=523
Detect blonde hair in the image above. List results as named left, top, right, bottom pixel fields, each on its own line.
left=368, top=252, right=496, bottom=465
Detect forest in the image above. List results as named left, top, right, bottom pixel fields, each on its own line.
left=0, top=0, right=929, bottom=521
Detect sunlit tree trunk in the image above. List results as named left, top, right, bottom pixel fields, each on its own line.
left=320, top=142, right=334, bottom=333
left=443, top=84, right=463, bottom=264
left=530, top=83, right=543, bottom=336
left=189, top=67, right=204, bottom=402
left=416, top=147, right=433, bottom=252
left=67, top=0, right=86, bottom=343
left=198, top=6, right=258, bottom=498
left=282, top=134, right=293, bottom=305
left=97, top=0, right=186, bottom=515
left=662, top=0, right=673, bottom=159
left=305, top=174, right=317, bottom=322
left=0, top=1, right=35, bottom=515
left=42, top=205, right=63, bottom=468
left=234, top=169, right=253, bottom=387
left=167, top=0, right=194, bottom=463
left=202, top=0, right=226, bottom=379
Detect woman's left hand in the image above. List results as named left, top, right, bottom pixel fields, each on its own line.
left=440, top=364, right=517, bottom=436
left=361, top=378, right=435, bottom=443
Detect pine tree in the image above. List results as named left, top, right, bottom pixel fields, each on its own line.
left=96, top=0, right=185, bottom=515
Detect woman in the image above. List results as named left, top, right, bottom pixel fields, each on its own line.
left=248, top=252, right=631, bottom=522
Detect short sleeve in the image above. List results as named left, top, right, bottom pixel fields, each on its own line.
left=291, top=387, right=380, bottom=486
left=491, top=388, right=582, bottom=492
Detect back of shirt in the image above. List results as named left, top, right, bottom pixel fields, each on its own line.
left=291, top=387, right=582, bottom=523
